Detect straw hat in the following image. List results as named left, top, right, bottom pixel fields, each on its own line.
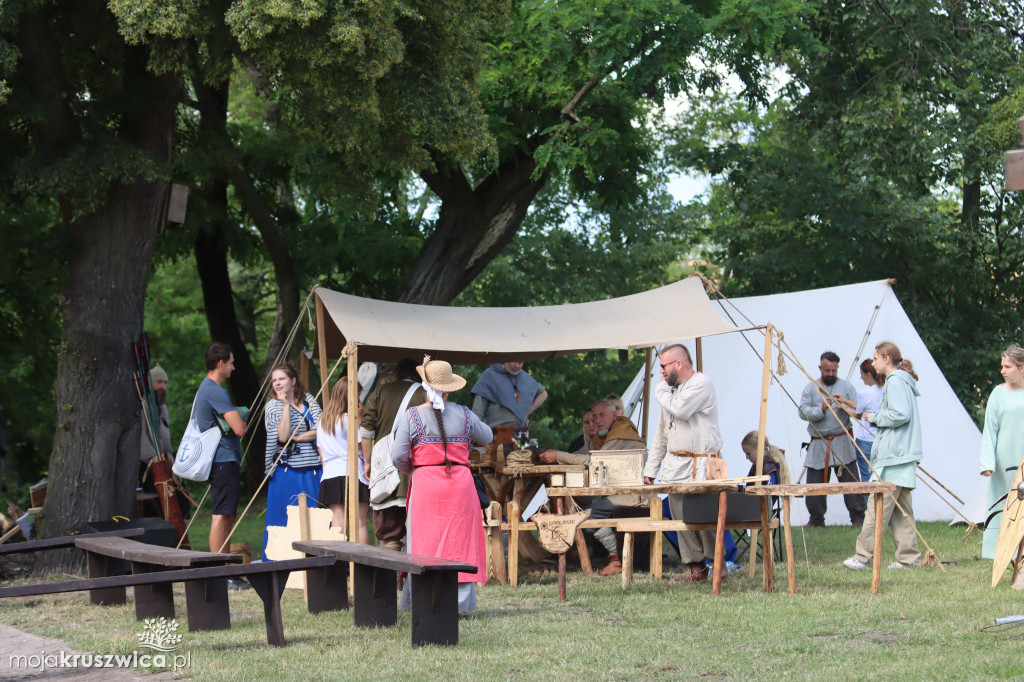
left=416, top=356, right=466, bottom=393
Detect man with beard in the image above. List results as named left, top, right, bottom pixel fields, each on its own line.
left=539, top=399, right=648, bottom=576
left=471, top=361, right=548, bottom=428
left=642, top=344, right=725, bottom=583
left=798, top=351, right=865, bottom=527
left=140, top=365, right=172, bottom=462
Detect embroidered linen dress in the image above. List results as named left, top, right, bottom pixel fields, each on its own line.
left=392, top=404, right=493, bottom=593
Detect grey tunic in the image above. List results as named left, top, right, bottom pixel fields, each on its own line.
left=798, top=378, right=858, bottom=468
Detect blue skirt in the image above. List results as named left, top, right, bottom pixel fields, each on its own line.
left=263, top=464, right=322, bottom=557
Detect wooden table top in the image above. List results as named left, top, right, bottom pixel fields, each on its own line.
left=547, top=481, right=741, bottom=496
left=495, top=464, right=586, bottom=475
left=745, top=482, right=898, bottom=497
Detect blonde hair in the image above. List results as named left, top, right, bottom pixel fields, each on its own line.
left=875, top=341, right=918, bottom=380
left=741, top=431, right=791, bottom=484
left=319, top=377, right=361, bottom=437
left=1003, top=345, right=1024, bottom=367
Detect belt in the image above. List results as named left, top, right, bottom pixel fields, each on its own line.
left=810, top=431, right=851, bottom=482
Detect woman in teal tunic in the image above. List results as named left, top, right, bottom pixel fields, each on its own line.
left=979, top=345, right=1024, bottom=559
left=844, top=341, right=923, bottom=570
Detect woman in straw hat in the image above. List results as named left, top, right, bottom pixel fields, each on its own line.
left=391, top=356, right=493, bottom=612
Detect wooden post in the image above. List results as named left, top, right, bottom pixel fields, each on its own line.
left=871, top=492, right=884, bottom=593
left=298, top=493, right=310, bottom=598
left=314, top=291, right=330, bottom=403
left=695, top=337, right=703, bottom=372
left=641, top=347, right=653, bottom=441
left=556, top=497, right=567, bottom=601
left=712, top=492, right=726, bottom=596
left=650, top=495, right=663, bottom=580
left=508, top=501, right=520, bottom=587
left=757, top=325, right=774, bottom=592
left=347, top=349, right=359, bottom=544
left=783, top=497, right=795, bottom=595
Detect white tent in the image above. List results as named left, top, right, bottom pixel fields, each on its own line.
left=622, top=279, right=985, bottom=525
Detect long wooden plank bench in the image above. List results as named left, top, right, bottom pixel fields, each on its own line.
left=0, top=555, right=337, bottom=647
left=74, top=536, right=244, bottom=631
left=294, top=540, right=477, bottom=647
left=616, top=517, right=781, bottom=590
left=0, top=528, right=144, bottom=555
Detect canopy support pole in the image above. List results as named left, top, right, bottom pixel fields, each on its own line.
left=315, top=292, right=329, bottom=400
left=641, top=348, right=652, bottom=440
left=347, top=349, right=359, bottom=542
left=695, top=337, right=703, bottom=372
left=756, top=324, right=774, bottom=592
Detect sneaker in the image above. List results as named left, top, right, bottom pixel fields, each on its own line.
left=226, top=577, right=252, bottom=590
left=887, top=561, right=906, bottom=569
left=843, top=557, right=869, bottom=571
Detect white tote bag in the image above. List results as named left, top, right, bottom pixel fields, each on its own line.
left=368, top=382, right=420, bottom=504
left=172, top=391, right=223, bottom=482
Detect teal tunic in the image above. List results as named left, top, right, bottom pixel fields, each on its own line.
left=979, top=384, right=1024, bottom=559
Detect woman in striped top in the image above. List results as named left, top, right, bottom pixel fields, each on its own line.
left=263, top=363, right=322, bottom=556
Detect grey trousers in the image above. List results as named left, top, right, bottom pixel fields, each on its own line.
left=805, top=461, right=866, bottom=525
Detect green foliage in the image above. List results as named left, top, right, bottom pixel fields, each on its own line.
left=669, top=0, right=1024, bottom=415
left=0, top=198, right=66, bottom=504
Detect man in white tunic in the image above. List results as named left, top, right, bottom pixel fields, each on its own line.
left=643, top=344, right=724, bottom=582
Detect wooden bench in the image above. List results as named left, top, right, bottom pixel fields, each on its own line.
left=616, top=517, right=781, bottom=591
left=294, top=540, right=477, bottom=647
left=74, top=536, right=244, bottom=630
left=0, top=528, right=144, bottom=555
left=0, top=555, right=337, bottom=646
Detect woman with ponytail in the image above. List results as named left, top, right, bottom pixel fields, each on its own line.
left=391, top=357, right=493, bottom=613
left=844, top=341, right=923, bottom=571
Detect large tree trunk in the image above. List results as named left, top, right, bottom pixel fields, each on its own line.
left=37, top=56, right=179, bottom=575
left=401, top=155, right=548, bottom=305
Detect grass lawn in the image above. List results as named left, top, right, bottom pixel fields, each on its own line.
left=2, top=521, right=1022, bottom=680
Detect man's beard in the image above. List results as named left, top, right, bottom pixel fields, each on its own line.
left=666, top=370, right=680, bottom=387
left=597, top=428, right=609, bottom=436
left=155, top=389, right=167, bottom=406
left=821, top=376, right=837, bottom=387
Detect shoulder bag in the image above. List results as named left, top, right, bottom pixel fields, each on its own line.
left=172, top=390, right=223, bottom=482
left=368, top=382, right=420, bottom=504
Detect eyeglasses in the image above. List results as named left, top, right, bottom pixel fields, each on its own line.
left=660, top=360, right=682, bottom=371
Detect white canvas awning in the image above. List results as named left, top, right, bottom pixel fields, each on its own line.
left=313, top=276, right=741, bottom=363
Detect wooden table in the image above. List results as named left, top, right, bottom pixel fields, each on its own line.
left=546, top=481, right=776, bottom=599
left=745, top=482, right=899, bottom=595
left=494, top=464, right=586, bottom=512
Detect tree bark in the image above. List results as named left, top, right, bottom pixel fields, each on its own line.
left=402, top=154, right=548, bottom=305
left=36, top=42, right=180, bottom=574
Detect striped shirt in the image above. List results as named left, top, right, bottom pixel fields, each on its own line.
left=264, top=394, right=322, bottom=473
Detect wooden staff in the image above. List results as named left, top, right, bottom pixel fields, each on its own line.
left=918, top=465, right=965, bottom=505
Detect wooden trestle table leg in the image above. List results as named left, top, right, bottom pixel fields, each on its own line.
left=871, top=491, right=884, bottom=593
left=650, top=496, right=663, bottom=581
left=556, top=496, right=567, bottom=602
left=759, top=496, right=773, bottom=592
left=575, top=526, right=592, bottom=574
left=783, top=497, right=795, bottom=595
left=508, top=501, right=520, bottom=588
left=712, top=492, right=727, bottom=596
